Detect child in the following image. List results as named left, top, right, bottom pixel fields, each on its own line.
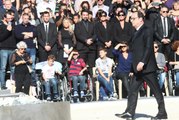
left=42, top=55, right=62, bottom=101
left=68, top=50, right=87, bottom=97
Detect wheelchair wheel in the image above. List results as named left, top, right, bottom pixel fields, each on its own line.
left=62, top=76, right=68, bottom=101
left=168, top=71, right=174, bottom=95
left=66, top=93, right=72, bottom=103
left=85, top=93, right=93, bottom=102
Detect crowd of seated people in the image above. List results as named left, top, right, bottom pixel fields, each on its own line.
left=0, top=0, right=179, bottom=101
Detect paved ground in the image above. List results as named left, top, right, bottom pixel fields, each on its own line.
left=70, top=96, right=179, bottom=120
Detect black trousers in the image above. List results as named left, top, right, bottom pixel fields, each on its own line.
left=15, top=73, right=31, bottom=95
left=79, top=50, right=96, bottom=75
left=125, top=72, right=167, bottom=116
left=38, top=50, right=57, bottom=62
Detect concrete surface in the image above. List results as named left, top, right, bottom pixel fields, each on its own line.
left=71, top=96, right=179, bottom=120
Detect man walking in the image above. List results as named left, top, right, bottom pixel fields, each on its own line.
left=116, top=11, right=168, bottom=120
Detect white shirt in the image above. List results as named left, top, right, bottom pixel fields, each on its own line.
left=161, top=16, right=168, bottom=37
left=95, top=57, right=113, bottom=74
left=92, top=5, right=109, bottom=18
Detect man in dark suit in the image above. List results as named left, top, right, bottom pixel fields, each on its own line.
left=154, top=5, right=175, bottom=60
left=74, top=9, right=97, bottom=75
left=37, top=11, right=58, bottom=62
left=116, top=11, right=167, bottom=120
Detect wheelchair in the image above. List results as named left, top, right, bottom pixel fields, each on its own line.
left=35, top=61, right=68, bottom=101
left=66, top=70, right=94, bottom=103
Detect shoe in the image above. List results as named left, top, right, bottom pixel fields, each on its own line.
left=73, top=91, right=78, bottom=97
left=1, top=86, right=7, bottom=90
left=102, top=96, right=109, bottom=101
left=54, top=95, right=61, bottom=101
left=115, top=112, right=134, bottom=119
left=46, top=97, right=51, bottom=101
left=80, top=91, right=84, bottom=98
left=108, top=96, right=117, bottom=101
left=151, top=114, right=168, bottom=120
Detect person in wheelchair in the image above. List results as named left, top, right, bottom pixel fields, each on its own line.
left=68, top=50, right=87, bottom=98
left=42, top=55, right=62, bottom=101
left=154, top=41, right=166, bottom=89
left=96, top=48, right=116, bottom=100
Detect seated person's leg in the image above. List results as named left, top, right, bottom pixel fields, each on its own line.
left=78, top=75, right=86, bottom=97
left=98, top=73, right=113, bottom=96
left=51, top=78, right=59, bottom=99
left=71, top=76, right=79, bottom=96
left=44, top=80, right=51, bottom=100
left=158, top=72, right=166, bottom=89
left=99, top=86, right=108, bottom=100
left=176, top=72, right=179, bottom=86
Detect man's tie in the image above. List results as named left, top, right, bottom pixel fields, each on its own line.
left=45, top=25, right=48, bottom=45
left=163, top=17, right=167, bottom=37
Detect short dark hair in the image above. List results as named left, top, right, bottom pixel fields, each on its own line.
left=81, top=9, right=89, bottom=15
left=47, top=55, right=56, bottom=61
left=136, top=11, right=145, bottom=20
left=98, top=47, right=107, bottom=52
left=4, top=10, right=14, bottom=18
left=42, top=11, right=50, bottom=16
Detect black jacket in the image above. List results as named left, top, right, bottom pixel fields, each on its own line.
left=0, top=21, right=16, bottom=50
left=131, top=24, right=157, bottom=73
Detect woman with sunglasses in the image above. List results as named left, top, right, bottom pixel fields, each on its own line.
left=95, top=10, right=113, bottom=58
left=112, top=41, right=132, bottom=97
left=10, top=41, right=32, bottom=95
left=154, top=41, right=166, bottom=90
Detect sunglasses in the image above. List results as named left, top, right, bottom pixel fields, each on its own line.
left=118, top=14, right=125, bottom=16
left=162, top=11, right=168, bottom=13
left=20, top=48, right=26, bottom=50
left=154, top=46, right=158, bottom=48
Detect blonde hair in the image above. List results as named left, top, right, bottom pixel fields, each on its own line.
left=62, top=18, right=74, bottom=35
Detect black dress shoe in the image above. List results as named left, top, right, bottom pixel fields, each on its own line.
left=151, top=115, right=168, bottom=120
left=115, top=112, right=134, bottom=119
left=1, top=86, right=7, bottom=90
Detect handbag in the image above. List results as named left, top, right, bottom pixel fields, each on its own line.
left=27, top=65, right=33, bottom=73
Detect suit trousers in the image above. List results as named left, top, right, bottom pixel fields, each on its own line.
left=125, top=72, right=166, bottom=116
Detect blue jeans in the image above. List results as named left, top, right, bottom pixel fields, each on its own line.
left=176, top=72, right=179, bottom=85
left=71, top=75, right=86, bottom=91
left=0, top=50, right=14, bottom=87
left=158, top=72, right=166, bottom=89
left=44, top=78, right=58, bottom=95
left=97, top=73, right=113, bottom=97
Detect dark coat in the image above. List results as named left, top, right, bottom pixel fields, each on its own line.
left=131, top=24, right=157, bottom=73
left=37, top=23, right=57, bottom=51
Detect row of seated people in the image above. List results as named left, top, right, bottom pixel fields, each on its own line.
left=6, top=40, right=179, bottom=102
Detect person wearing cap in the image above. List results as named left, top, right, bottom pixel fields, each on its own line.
left=68, top=50, right=87, bottom=98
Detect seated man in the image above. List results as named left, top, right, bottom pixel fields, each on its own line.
left=42, top=55, right=62, bottom=101
left=95, top=48, right=116, bottom=100
left=68, top=50, right=87, bottom=97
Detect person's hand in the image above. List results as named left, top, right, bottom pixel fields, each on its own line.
left=45, top=45, right=51, bottom=51
left=161, top=39, right=169, bottom=44
left=86, top=39, right=93, bottom=45
left=137, top=62, right=144, bottom=72
left=20, top=60, right=26, bottom=64
left=129, top=72, right=133, bottom=77
left=7, top=25, right=12, bottom=31
left=79, top=71, right=83, bottom=76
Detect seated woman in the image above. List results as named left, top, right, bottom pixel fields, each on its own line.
left=154, top=41, right=166, bottom=89
left=68, top=50, right=87, bottom=98
left=112, top=41, right=132, bottom=97
left=169, top=40, right=179, bottom=86
left=42, top=55, right=62, bottom=101
left=95, top=48, right=116, bottom=100
left=10, top=41, right=32, bottom=95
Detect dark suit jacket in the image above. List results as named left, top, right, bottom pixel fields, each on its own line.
left=154, top=16, right=175, bottom=42
left=37, top=23, right=57, bottom=51
left=131, top=25, right=157, bottom=74
left=74, top=21, right=97, bottom=51
left=95, top=21, right=113, bottom=47
left=113, top=21, right=134, bottom=45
